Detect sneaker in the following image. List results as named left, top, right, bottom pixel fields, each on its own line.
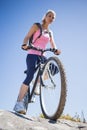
left=34, top=84, right=40, bottom=95
left=13, top=101, right=26, bottom=114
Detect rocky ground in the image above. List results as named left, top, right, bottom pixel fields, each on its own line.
left=0, top=110, right=87, bottom=130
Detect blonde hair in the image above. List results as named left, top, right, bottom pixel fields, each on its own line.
left=42, top=10, right=56, bottom=24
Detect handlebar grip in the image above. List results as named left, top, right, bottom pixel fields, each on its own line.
left=51, top=48, right=57, bottom=52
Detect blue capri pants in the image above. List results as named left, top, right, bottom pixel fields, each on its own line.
left=23, top=54, right=46, bottom=86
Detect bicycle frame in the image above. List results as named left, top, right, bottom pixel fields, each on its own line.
left=28, top=56, right=45, bottom=102
left=26, top=46, right=58, bottom=102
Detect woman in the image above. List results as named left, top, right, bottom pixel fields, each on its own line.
left=14, top=10, right=61, bottom=114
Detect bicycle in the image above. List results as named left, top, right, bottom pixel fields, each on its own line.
left=23, top=46, right=67, bottom=120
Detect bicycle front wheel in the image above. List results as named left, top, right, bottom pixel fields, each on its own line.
left=40, top=56, right=67, bottom=120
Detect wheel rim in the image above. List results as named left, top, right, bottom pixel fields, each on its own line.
left=40, top=59, right=61, bottom=118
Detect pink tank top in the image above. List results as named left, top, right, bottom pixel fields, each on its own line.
left=28, top=29, right=50, bottom=55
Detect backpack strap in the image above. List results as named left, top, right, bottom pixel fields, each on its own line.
left=29, top=23, right=52, bottom=46
left=35, top=23, right=42, bottom=38
left=29, top=23, right=42, bottom=45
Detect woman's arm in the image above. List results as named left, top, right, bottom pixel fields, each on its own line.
left=22, top=24, right=38, bottom=50
left=50, top=32, right=61, bottom=55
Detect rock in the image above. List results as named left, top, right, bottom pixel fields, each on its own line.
left=0, top=110, right=87, bottom=130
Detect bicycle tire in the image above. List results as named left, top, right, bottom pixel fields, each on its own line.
left=40, top=56, right=67, bottom=120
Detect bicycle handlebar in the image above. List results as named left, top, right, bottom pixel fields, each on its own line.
left=27, top=45, right=58, bottom=54
left=22, top=44, right=59, bottom=55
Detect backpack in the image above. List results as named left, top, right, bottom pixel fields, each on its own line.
left=29, top=22, right=51, bottom=45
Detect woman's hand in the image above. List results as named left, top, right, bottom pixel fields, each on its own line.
left=21, top=44, right=29, bottom=50
left=54, top=49, right=61, bottom=55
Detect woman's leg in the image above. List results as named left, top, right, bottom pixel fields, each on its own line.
left=13, top=84, right=29, bottom=114
left=17, top=83, right=28, bottom=102
left=14, top=54, right=38, bottom=114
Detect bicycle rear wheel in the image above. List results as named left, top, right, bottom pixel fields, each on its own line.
left=40, top=56, right=67, bottom=120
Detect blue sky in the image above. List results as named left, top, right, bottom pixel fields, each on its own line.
left=0, top=0, right=87, bottom=120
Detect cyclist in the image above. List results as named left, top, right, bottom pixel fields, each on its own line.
left=13, top=9, right=61, bottom=114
